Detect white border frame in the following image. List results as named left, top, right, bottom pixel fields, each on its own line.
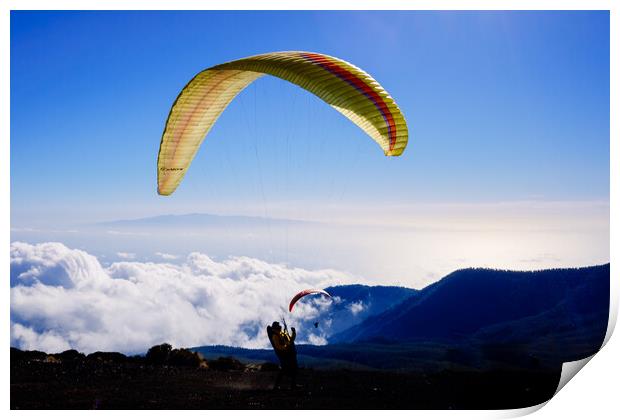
left=2, top=2, right=617, bottom=419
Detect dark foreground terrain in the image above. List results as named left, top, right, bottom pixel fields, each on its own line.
left=11, top=347, right=560, bottom=410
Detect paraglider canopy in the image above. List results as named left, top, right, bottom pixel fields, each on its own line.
left=157, top=51, right=409, bottom=196
left=289, top=289, right=332, bottom=312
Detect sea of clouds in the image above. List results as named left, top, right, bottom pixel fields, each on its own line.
left=10, top=241, right=362, bottom=354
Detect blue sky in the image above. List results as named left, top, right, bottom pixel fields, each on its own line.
left=11, top=11, right=609, bottom=223
left=10, top=11, right=610, bottom=286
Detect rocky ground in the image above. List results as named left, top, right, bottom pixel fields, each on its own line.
left=11, top=347, right=560, bottom=409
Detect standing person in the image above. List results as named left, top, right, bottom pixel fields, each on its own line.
left=267, top=321, right=298, bottom=390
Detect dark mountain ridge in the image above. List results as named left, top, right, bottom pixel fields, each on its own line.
left=195, top=264, right=609, bottom=371
left=333, top=264, right=609, bottom=365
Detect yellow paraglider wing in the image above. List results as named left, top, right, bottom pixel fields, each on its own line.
left=157, top=51, right=409, bottom=196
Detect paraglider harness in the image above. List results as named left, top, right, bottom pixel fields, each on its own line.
left=267, top=320, right=295, bottom=354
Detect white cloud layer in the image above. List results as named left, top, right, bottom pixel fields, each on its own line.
left=116, top=252, right=136, bottom=260
left=10, top=242, right=360, bottom=354
left=347, top=301, right=365, bottom=315
left=155, top=252, right=178, bottom=260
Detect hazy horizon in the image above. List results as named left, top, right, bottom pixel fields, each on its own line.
left=11, top=197, right=610, bottom=289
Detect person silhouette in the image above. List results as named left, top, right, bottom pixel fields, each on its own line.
left=266, top=321, right=298, bottom=390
